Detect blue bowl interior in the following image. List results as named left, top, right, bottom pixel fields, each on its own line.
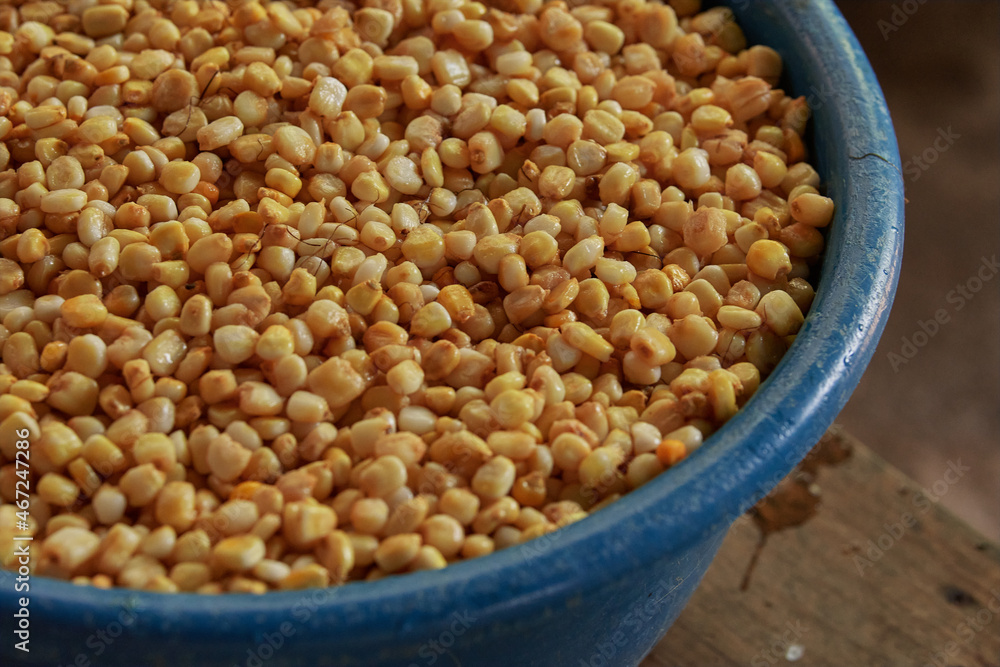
left=5, top=1, right=903, bottom=663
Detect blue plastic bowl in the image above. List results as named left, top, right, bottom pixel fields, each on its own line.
left=1, top=1, right=902, bottom=665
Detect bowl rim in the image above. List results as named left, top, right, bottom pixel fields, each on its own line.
left=4, top=0, right=904, bottom=655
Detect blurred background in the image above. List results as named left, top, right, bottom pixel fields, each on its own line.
left=832, top=1, right=999, bottom=541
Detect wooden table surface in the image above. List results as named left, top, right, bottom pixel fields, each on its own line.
left=643, top=427, right=1000, bottom=667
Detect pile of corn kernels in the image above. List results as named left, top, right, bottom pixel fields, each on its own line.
left=0, top=0, right=834, bottom=593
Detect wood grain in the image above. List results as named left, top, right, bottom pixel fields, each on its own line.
left=644, top=427, right=1000, bottom=667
